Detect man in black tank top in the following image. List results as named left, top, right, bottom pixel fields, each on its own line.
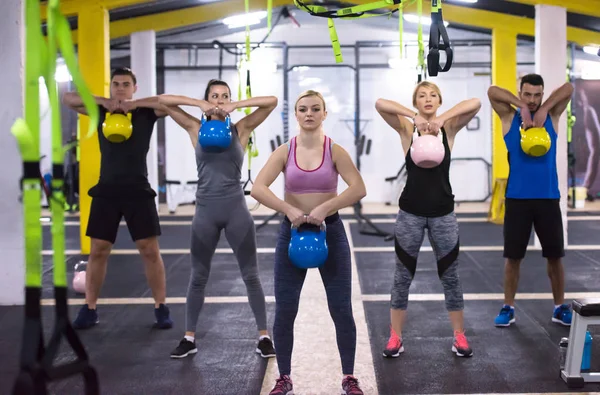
left=376, top=81, right=481, bottom=359
left=62, top=67, right=173, bottom=331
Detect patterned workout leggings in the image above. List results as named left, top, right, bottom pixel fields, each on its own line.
left=391, top=209, right=464, bottom=311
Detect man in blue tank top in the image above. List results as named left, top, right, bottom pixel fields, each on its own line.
left=487, top=74, right=574, bottom=328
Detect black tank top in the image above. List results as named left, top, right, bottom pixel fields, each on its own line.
left=398, top=127, right=455, bottom=217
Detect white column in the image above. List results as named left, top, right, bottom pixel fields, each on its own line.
left=534, top=4, right=568, bottom=248
left=131, top=30, right=159, bottom=208
left=0, top=0, right=24, bottom=305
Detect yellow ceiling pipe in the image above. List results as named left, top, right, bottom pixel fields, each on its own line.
left=60, top=0, right=600, bottom=48
left=41, top=0, right=154, bottom=20
left=508, top=0, right=600, bottom=19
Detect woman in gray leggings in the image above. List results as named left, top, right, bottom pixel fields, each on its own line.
left=158, top=79, right=278, bottom=359
left=375, top=81, right=481, bottom=358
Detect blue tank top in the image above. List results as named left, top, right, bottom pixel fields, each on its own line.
left=195, top=123, right=245, bottom=200
left=504, top=109, right=560, bottom=199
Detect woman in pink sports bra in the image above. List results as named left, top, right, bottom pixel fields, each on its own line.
left=251, top=90, right=367, bottom=395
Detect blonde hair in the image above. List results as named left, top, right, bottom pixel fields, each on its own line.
left=294, top=90, right=327, bottom=112
left=412, top=81, right=442, bottom=107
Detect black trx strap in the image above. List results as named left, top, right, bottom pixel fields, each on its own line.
left=427, top=0, right=453, bottom=77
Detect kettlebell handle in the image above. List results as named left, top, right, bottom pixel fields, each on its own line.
left=201, top=112, right=231, bottom=125
left=290, top=218, right=327, bottom=232
left=520, top=123, right=533, bottom=132
left=106, top=111, right=132, bottom=118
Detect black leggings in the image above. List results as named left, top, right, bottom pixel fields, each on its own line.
left=273, top=213, right=356, bottom=376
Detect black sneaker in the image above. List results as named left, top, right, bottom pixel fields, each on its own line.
left=170, top=338, right=197, bottom=359
left=72, top=304, right=99, bottom=330
left=256, top=337, right=276, bottom=358
left=154, top=304, right=173, bottom=329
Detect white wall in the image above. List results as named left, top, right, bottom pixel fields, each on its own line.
left=162, top=21, right=498, bottom=204
left=0, top=0, right=25, bottom=305
left=159, top=18, right=600, bottom=205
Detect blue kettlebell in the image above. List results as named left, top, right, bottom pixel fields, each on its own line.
left=288, top=220, right=328, bottom=269
left=198, top=114, right=232, bottom=153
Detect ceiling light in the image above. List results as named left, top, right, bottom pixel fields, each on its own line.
left=403, top=14, right=449, bottom=27
left=55, top=64, right=72, bottom=82
left=223, top=11, right=268, bottom=29
left=583, top=46, right=600, bottom=56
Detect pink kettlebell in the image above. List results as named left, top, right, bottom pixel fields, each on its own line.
left=410, top=132, right=445, bottom=168
left=72, top=261, right=87, bottom=294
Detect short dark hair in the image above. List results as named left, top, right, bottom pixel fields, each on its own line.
left=204, top=79, right=231, bottom=100
left=111, top=67, right=137, bottom=85
left=520, top=73, right=544, bottom=90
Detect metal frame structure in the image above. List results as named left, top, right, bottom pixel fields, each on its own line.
left=96, top=38, right=563, bottom=219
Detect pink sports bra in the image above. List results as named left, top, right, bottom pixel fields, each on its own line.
left=284, top=136, right=338, bottom=194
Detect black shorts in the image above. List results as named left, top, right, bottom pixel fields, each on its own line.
left=86, top=196, right=161, bottom=244
left=503, top=198, right=564, bottom=259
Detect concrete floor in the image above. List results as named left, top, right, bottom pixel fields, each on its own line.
left=2, top=204, right=600, bottom=395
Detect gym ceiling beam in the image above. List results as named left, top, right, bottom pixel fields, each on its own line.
left=61, top=0, right=600, bottom=48
left=508, top=0, right=600, bottom=20
left=40, top=0, right=153, bottom=20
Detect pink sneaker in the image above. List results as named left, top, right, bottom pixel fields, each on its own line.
left=342, top=376, right=364, bottom=395
left=452, top=330, right=473, bottom=357
left=269, top=375, right=293, bottom=395
left=382, top=326, right=404, bottom=358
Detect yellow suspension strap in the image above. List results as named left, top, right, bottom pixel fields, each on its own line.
left=267, top=0, right=273, bottom=30
left=427, top=0, right=453, bottom=77
left=293, top=0, right=402, bottom=63
left=566, top=44, right=577, bottom=207
left=566, top=44, right=576, bottom=146
left=11, top=0, right=99, bottom=394
left=396, top=0, right=416, bottom=64
left=416, top=0, right=426, bottom=82
left=240, top=0, right=260, bottom=203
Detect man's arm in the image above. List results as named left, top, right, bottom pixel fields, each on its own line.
left=540, top=82, right=574, bottom=125
left=487, top=86, right=526, bottom=132
left=125, top=96, right=169, bottom=118
left=487, top=86, right=524, bottom=119
left=61, top=91, right=109, bottom=115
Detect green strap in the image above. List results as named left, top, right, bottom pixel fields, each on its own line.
left=47, top=0, right=67, bottom=287
left=328, top=19, right=343, bottom=63
left=431, top=0, right=441, bottom=12
left=398, top=6, right=403, bottom=58
left=11, top=0, right=99, bottom=289
left=267, top=0, right=273, bottom=30
left=295, top=0, right=399, bottom=18
left=417, top=0, right=425, bottom=80
left=245, top=0, right=251, bottom=63
left=294, top=0, right=401, bottom=62
left=11, top=0, right=44, bottom=288
left=239, top=5, right=259, bottom=166
left=54, top=8, right=99, bottom=138
left=566, top=46, right=576, bottom=144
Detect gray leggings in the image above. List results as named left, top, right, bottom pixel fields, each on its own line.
left=392, top=209, right=464, bottom=311
left=185, top=193, right=267, bottom=333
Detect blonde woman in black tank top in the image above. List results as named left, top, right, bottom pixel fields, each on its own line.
left=375, top=81, right=481, bottom=359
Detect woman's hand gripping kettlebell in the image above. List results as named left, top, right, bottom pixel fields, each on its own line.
left=285, top=206, right=306, bottom=227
